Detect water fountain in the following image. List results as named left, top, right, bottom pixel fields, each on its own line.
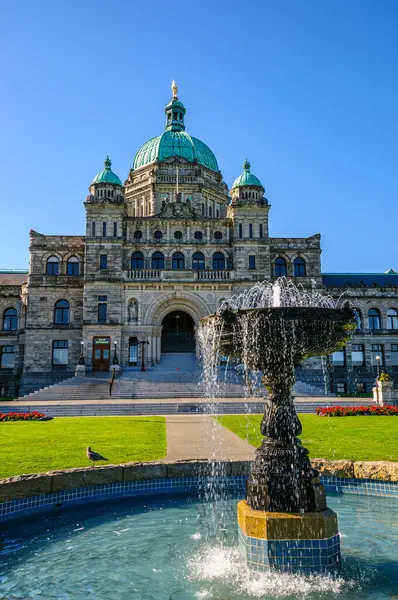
left=200, top=279, right=357, bottom=573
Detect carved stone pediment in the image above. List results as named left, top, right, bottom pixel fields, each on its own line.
left=157, top=196, right=198, bottom=219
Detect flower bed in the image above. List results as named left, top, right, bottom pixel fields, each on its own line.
left=316, top=405, right=398, bottom=417
left=0, top=412, right=47, bottom=422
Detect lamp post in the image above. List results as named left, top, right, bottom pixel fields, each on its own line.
left=78, top=341, right=85, bottom=365
left=112, top=341, right=119, bottom=365
left=375, top=354, right=381, bottom=378
left=140, top=340, right=149, bottom=371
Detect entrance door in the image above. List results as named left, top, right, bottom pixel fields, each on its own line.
left=161, top=311, right=195, bottom=352
left=92, top=337, right=111, bottom=371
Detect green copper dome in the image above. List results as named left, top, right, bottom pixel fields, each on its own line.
left=91, top=156, right=122, bottom=186
left=133, top=131, right=219, bottom=172
left=232, top=159, right=263, bottom=188
left=132, top=83, right=219, bottom=173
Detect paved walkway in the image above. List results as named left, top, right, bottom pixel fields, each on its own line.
left=164, top=415, right=256, bottom=461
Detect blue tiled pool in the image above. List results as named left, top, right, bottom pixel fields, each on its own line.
left=0, top=487, right=397, bottom=599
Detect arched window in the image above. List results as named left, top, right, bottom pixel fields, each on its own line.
left=294, top=257, right=306, bottom=277
left=368, top=308, right=381, bottom=330
left=3, top=308, right=17, bottom=331
left=54, top=300, right=70, bottom=325
left=46, top=256, right=59, bottom=275
left=275, top=257, right=287, bottom=277
left=212, top=252, right=225, bottom=270
left=172, top=252, right=185, bottom=270
left=192, top=252, right=205, bottom=270
left=151, top=251, right=164, bottom=269
left=387, top=308, right=398, bottom=330
left=66, top=256, right=80, bottom=276
left=201, top=204, right=205, bottom=215
left=209, top=206, right=212, bottom=217
left=353, top=308, right=362, bottom=330
left=131, top=252, right=144, bottom=269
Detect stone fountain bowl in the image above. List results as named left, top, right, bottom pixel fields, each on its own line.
left=202, top=304, right=356, bottom=370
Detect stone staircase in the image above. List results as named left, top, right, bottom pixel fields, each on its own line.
left=17, top=352, right=331, bottom=402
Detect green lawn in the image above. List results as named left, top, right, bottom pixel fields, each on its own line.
left=0, top=417, right=167, bottom=479
left=217, top=414, right=398, bottom=462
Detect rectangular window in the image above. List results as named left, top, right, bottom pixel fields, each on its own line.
left=259, top=224, right=263, bottom=239
left=332, top=348, right=345, bottom=366
left=356, top=382, right=365, bottom=393
left=98, top=301, right=107, bottom=323
left=249, top=255, right=256, bottom=270
left=103, top=222, right=107, bottom=237
left=92, top=222, right=96, bottom=237
left=352, top=344, right=364, bottom=366
left=52, top=340, right=68, bottom=366
left=0, top=346, right=15, bottom=369
left=371, top=344, right=383, bottom=365
left=249, top=224, right=253, bottom=239
left=98, top=295, right=107, bottom=302
left=239, top=223, right=243, bottom=239
left=336, top=382, right=346, bottom=394
left=391, top=344, right=398, bottom=366
left=113, top=222, right=117, bottom=237
left=100, top=254, right=107, bottom=269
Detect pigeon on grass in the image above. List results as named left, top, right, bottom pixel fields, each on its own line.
left=86, top=446, right=109, bottom=466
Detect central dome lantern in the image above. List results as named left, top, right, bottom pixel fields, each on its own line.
left=132, top=82, right=219, bottom=173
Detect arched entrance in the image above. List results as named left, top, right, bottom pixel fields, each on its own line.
left=161, top=311, right=195, bottom=352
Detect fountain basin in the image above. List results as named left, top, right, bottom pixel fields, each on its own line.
left=204, top=305, right=356, bottom=369
left=0, top=481, right=397, bottom=599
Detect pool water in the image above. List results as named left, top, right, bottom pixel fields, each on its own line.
left=0, top=492, right=397, bottom=600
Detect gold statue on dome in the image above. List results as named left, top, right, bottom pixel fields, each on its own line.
left=171, top=80, right=178, bottom=98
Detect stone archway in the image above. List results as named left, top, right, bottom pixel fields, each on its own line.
left=161, top=310, right=195, bottom=352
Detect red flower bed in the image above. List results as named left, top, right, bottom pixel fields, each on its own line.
left=316, top=405, right=398, bottom=417
left=0, top=411, right=46, bottom=422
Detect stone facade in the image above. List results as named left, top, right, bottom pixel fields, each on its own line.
left=1, top=86, right=398, bottom=397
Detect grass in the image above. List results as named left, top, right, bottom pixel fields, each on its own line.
left=217, top=414, right=398, bottom=462
left=0, top=417, right=167, bottom=479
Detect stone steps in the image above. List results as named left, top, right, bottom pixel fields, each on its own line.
left=0, top=399, right=367, bottom=417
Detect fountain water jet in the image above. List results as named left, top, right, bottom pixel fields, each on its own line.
left=199, top=278, right=356, bottom=573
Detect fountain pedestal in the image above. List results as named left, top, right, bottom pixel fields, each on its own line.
left=200, top=298, right=355, bottom=575
left=237, top=501, right=341, bottom=573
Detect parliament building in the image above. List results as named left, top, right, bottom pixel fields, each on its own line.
left=1, top=83, right=398, bottom=397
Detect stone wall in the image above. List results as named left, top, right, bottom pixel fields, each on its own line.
left=0, top=459, right=397, bottom=503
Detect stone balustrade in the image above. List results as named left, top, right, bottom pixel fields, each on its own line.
left=125, top=269, right=233, bottom=281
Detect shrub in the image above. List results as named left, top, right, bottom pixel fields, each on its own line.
left=0, top=411, right=47, bottom=422
left=379, top=372, right=391, bottom=382
left=316, top=405, right=398, bottom=417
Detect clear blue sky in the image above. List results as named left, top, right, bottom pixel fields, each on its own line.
left=1, top=0, right=397, bottom=272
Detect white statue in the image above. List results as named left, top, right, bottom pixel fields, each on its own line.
left=128, top=299, right=138, bottom=322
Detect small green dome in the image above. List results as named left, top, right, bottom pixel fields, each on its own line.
left=133, top=131, right=219, bottom=172
left=232, top=159, right=263, bottom=189
left=91, top=156, right=122, bottom=186
left=132, top=82, right=219, bottom=173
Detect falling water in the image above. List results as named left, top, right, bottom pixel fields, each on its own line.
left=196, top=279, right=339, bottom=531
left=218, top=277, right=337, bottom=314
